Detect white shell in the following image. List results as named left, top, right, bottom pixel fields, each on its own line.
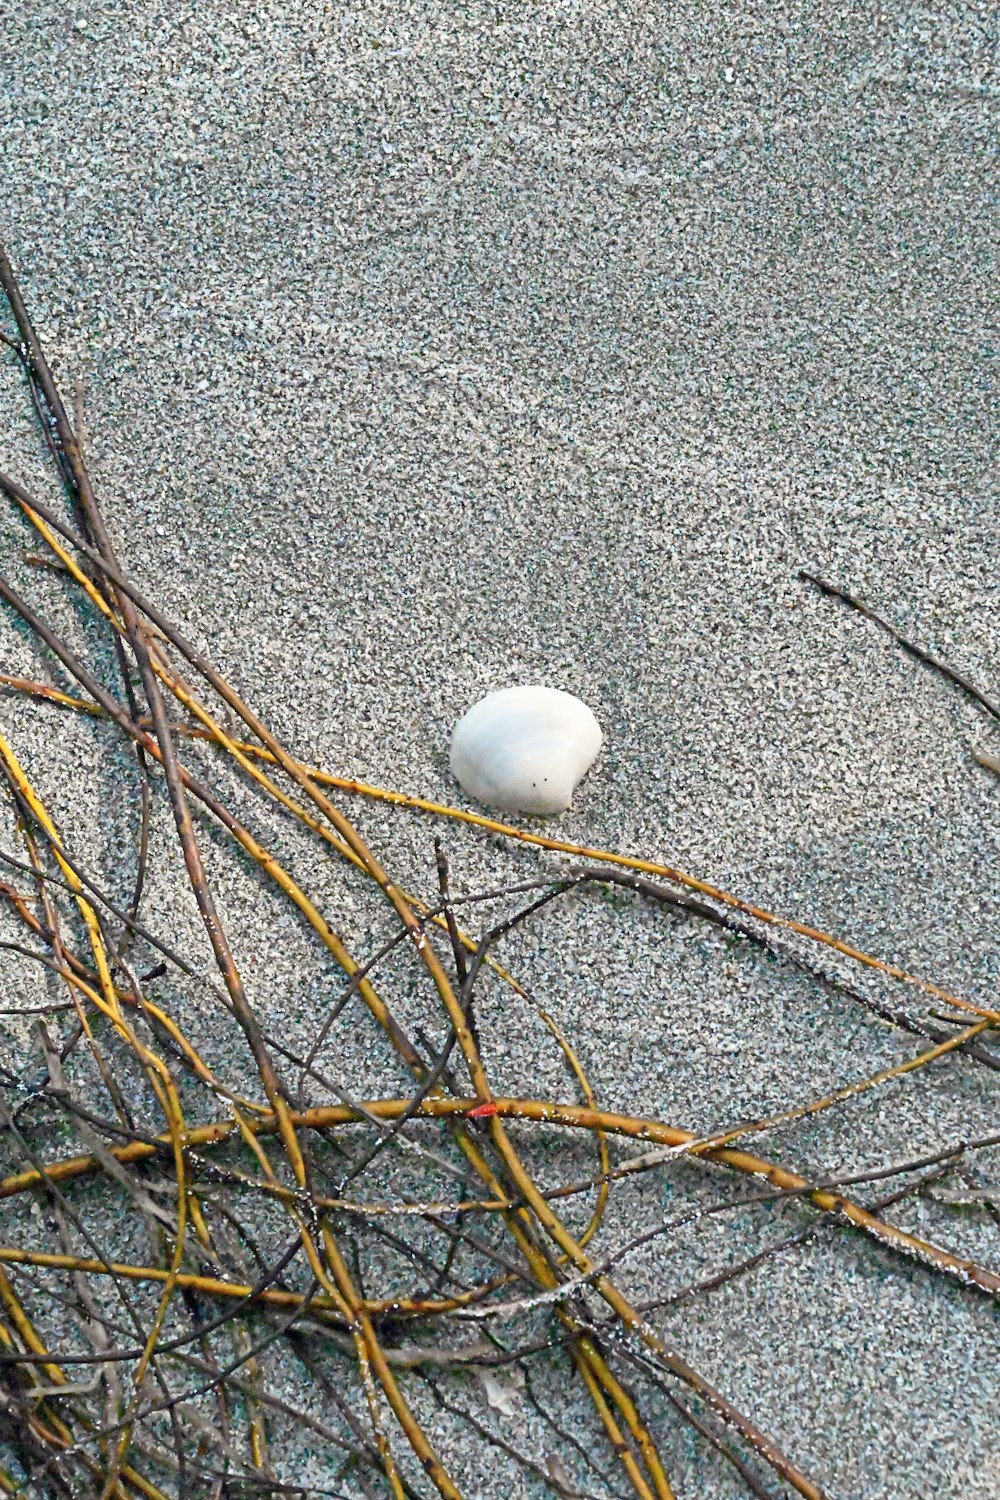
left=450, top=686, right=603, bottom=815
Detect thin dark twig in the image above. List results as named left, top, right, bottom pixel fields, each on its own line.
left=799, top=570, right=1000, bottom=724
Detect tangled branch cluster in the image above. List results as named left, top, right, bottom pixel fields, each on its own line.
left=0, top=248, right=996, bottom=1500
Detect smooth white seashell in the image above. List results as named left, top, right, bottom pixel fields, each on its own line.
left=450, top=686, right=603, bottom=815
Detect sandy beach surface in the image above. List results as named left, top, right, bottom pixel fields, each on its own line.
left=1, top=4, right=998, bottom=1497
